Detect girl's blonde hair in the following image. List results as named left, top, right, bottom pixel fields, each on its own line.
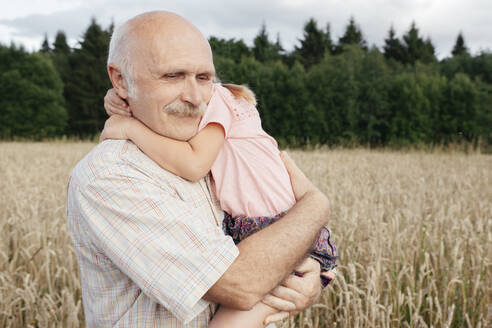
left=222, top=83, right=257, bottom=106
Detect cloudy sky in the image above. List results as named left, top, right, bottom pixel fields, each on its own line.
left=1, top=0, right=491, bottom=59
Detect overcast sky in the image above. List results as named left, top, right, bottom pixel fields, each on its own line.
left=1, top=0, right=491, bottom=59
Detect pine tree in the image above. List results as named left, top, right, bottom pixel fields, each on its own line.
left=50, top=30, right=71, bottom=109
left=324, top=23, right=334, bottom=55
left=65, top=18, right=112, bottom=135
left=274, top=33, right=285, bottom=57
left=253, top=23, right=269, bottom=62
left=383, top=25, right=404, bottom=62
left=295, top=18, right=328, bottom=69
left=336, top=17, right=367, bottom=53
left=423, top=37, right=436, bottom=62
left=41, top=34, right=51, bottom=53
left=401, top=22, right=436, bottom=65
left=452, top=32, right=469, bottom=57
left=53, top=31, right=70, bottom=55
left=252, top=23, right=281, bottom=62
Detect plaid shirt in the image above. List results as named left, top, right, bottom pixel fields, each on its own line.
left=66, top=140, right=239, bottom=327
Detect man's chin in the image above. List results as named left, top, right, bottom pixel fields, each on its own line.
left=171, top=115, right=202, bottom=141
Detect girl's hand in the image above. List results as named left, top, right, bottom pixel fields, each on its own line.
left=100, top=115, right=134, bottom=142
left=104, top=88, right=132, bottom=117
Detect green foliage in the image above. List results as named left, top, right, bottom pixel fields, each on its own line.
left=1, top=17, right=491, bottom=149
left=357, top=49, right=392, bottom=145
left=307, top=46, right=364, bottom=144
left=64, top=18, right=113, bottom=136
left=471, top=52, right=492, bottom=84
left=252, top=23, right=283, bottom=63
left=295, top=18, right=331, bottom=69
left=383, top=26, right=405, bottom=63
left=401, top=22, right=436, bottom=65
left=474, top=79, right=492, bottom=143
left=389, top=72, right=440, bottom=144
left=452, top=33, right=469, bottom=57
left=336, top=17, right=367, bottom=53
left=0, top=45, right=67, bottom=139
left=41, top=34, right=51, bottom=53
left=440, top=54, right=474, bottom=79
left=53, top=31, right=71, bottom=55
left=441, top=73, right=479, bottom=141
left=209, top=37, right=251, bottom=63
left=51, top=31, right=71, bottom=83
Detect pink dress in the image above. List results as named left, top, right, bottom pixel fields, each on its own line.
left=198, top=84, right=338, bottom=288
left=198, top=83, right=296, bottom=218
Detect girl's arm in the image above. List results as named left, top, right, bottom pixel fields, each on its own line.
left=100, top=115, right=225, bottom=182
left=208, top=302, right=278, bottom=328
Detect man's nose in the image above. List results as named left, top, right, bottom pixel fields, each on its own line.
left=181, top=78, right=201, bottom=107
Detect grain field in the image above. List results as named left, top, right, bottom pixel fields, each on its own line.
left=0, top=142, right=491, bottom=327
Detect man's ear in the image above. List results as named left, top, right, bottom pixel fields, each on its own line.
left=107, top=62, right=129, bottom=99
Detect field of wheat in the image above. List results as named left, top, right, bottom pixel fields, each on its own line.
left=0, top=142, right=491, bottom=327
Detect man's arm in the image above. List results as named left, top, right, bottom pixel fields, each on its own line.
left=204, top=152, right=330, bottom=310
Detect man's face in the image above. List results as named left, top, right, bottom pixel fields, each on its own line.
left=127, top=29, right=215, bottom=141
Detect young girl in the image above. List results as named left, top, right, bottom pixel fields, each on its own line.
left=101, top=83, right=338, bottom=327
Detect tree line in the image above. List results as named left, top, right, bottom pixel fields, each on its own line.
left=0, top=17, right=491, bottom=148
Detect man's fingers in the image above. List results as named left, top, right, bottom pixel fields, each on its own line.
left=294, top=257, right=320, bottom=274
left=283, top=272, right=321, bottom=301
left=283, top=274, right=311, bottom=294
left=271, top=285, right=305, bottom=302
left=263, top=311, right=290, bottom=326
left=262, top=293, right=296, bottom=312
left=270, top=285, right=309, bottom=310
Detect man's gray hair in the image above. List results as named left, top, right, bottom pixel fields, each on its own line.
left=107, top=21, right=136, bottom=95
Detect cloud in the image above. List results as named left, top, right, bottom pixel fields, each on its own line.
left=0, top=8, right=108, bottom=40
left=0, top=0, right=491, bottom=58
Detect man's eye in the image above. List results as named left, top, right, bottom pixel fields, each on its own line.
left=164, top=74, right=177, bottom=79
left=198, top=75, right=210, bottom=81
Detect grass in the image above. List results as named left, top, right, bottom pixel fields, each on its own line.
left=0, top=142, right=491, bottom=327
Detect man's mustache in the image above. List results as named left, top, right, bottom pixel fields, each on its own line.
left=163, top=100, right=207, bottom=117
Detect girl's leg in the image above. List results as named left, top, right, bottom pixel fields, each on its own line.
left=208, top=301, right=277, bottom=328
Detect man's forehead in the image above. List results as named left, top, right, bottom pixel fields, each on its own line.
left=127, top=17, right=214, bottom=75
left=156, top=60, right=215, bottom=74
left=147, top=43, right=214, bottom=74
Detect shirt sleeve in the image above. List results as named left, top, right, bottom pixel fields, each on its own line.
left=199, top=84, right=233, bottom=137
left=75, top=173, right=239, bottom=324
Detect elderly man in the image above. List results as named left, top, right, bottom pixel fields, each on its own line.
left=66, top=11, right=330, bottom=327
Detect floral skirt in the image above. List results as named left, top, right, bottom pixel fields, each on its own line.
left=223, top=212, right=338, bottom=288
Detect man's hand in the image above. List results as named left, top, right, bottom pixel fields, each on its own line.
left=100, top=115, right=135, bottom=142
left=104, top=88, right=132, bottom=117
left=262, top=258, right=322, bottom=325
